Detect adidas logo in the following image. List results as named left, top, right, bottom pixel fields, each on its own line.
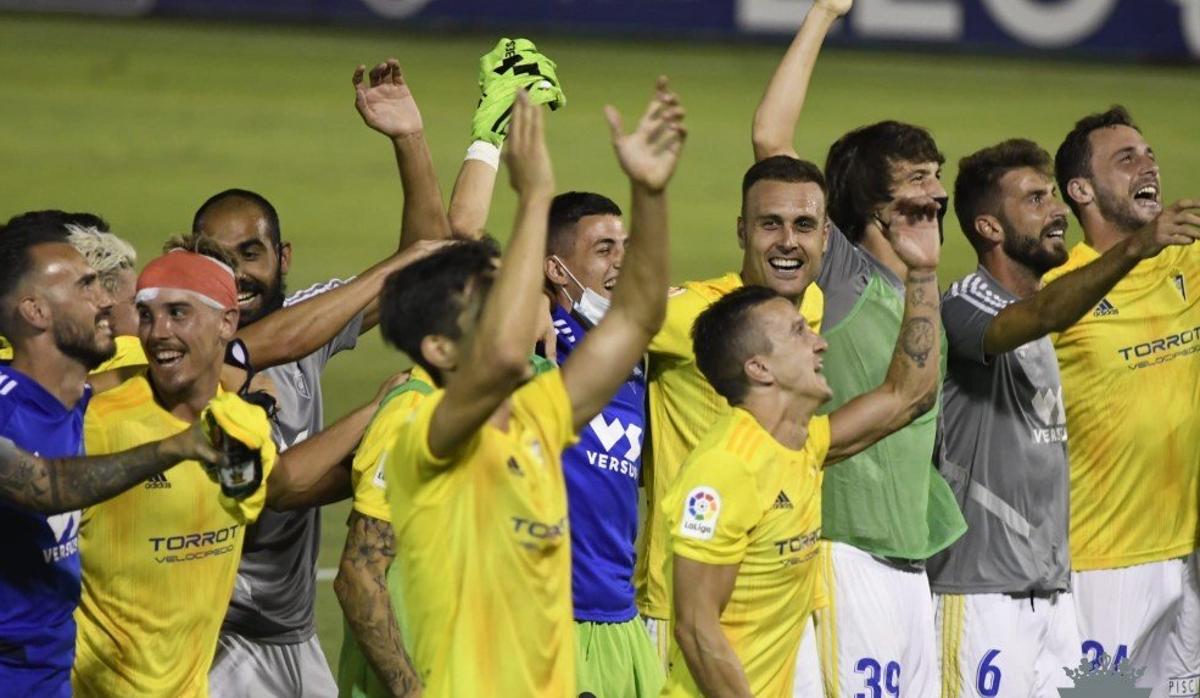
left=772, top=491, right=793, bottom=509
left=1093, top=298, right=1119, bottom=317
left=145, top=473, right=171, bottom=489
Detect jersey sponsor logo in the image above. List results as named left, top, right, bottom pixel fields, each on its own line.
left=680, top=486, right=721, bottom=540
left=148, top=524, right=240, bottom=563
left=42, top=511, right=81, bottom=563
left=1093, top=297, right=1119, bottom=317
left=145, top=472, right=171, bottom=489
left=1169, top=674, right=1199, bottom=697
left=1175, top=273, right=1188, bottom=302
left=586, top=413, right=643, bottom=479
left=510, top=516, right=566, bottom=551
left=773, top=529, right=820, bottom=559
left=772, top=490, right=794, bottom=509
left=1030, top=386, right=1068, bottom=444
left=1117, top=325, right=1200, bottom=369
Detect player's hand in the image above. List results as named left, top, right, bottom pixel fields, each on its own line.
left=353, top=59, right=423, bottom=139
left=167, top=421, right=228, bottom=469
left=605, top=76, right=688, bottom=194
left=371, top=370, right=412, bottom=406
left=391, top=238, right=457, bottom=270
left=814, top=0, right=853, bottom=17
left=1128, top=199, right=1200, bottom=259
left=473, top=38, right=566, bottom=146
left=504, top=91, right=554, bottom=199
left=882, top=196, right=941, bottom=271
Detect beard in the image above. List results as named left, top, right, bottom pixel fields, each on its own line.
left=1093, top=181, right=1149, bottom=233
left=1001, top=216, right=1069, bottom=277
left=237, top=269, right=287, bottom=328
left=55, top=316, right=116, bottom=370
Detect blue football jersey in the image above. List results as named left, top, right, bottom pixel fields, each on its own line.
left=551, top=305, right=647, bottom=622
left=0, top=366, right=89, bottom=697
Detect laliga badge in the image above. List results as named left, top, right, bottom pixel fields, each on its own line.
left=680, top=486, right=721, bottom=541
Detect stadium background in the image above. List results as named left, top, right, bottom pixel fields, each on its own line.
left=1, top=4, right=1198, bottom=665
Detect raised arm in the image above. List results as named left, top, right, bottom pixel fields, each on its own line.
left=334, top=511, right=421, bottom=697
left=0, top=424, right=222, bottom=515
left=448, top=40, right=567, bottom=239
left=426, top=93, right=556, bottom=459
left=354, top=59, right=451, bottom=250
left=751, top=0, right=852, bottom=161
left=267, top=372, right=408, bottom=511
left=562, top=78, right=685, bottom=431
left=827, top=198, right=941, bottom=464
left=984, top=198, right=1200, bottom=354
left=672, top=557, right=752, bottom=697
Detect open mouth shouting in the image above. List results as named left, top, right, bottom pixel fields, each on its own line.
left=1042, top=217, right=1068, bottom=241
left=1132, top=179, right=1162, bottom=214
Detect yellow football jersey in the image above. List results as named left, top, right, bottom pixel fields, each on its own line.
left=92, top=335, right=148, bottom=375
left=661, top=408, right=830, bottom=698
left=351, top=367, right=434, bottom=523
left=637, top=272, right=824, bottom=618
left=386, top=370, right=578, bottom=697
left=74, top=376, right=266, bottom=697
left=1043, top=242, right=1200, bottom=570
left=0, top=335, right=11, bottom=361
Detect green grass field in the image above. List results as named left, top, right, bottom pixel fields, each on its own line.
left=2, top=11, right=1198, bottom=668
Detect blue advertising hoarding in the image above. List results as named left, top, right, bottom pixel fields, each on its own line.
left=3, top=0, right=1197, bottom=61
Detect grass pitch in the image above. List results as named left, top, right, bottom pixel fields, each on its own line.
left=1, top=11, right=1197, bottom=666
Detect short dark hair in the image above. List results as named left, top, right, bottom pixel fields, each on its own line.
left=0, top=223, right=75, bottom=333
left=825, top=121, right=945, bottom=243
left=192, top=189, right=283, bottom=248
left=741, top=156, right=826, bottom=215
left=379, top=240, right=501, bottom=385
left=546, top=192, right=622, bottom=257
left=954, top=139, right=1054, bottom=249
left=692, top=285, right=780, bottom=406
left=4, top=210, right=110, bottom=233
left=1055, top=106, right=1139, bottom=218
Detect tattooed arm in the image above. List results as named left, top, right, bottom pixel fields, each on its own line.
left=826, top=198, right=941, bottom=465
left=334, top=511, right=422, bottom=697
left=0, top=423, right=223, bottom=514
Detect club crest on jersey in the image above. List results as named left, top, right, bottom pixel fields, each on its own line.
left=680, top=486, right=721, bottom=540
left=294, top=367, right=311, bottom=399
left=372, top=454, right=387, bottom=489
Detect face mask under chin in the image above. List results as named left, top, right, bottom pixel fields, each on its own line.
left=552, top=256, right=612, bottom=327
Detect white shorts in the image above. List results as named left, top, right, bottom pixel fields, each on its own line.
left=1107, top=551, right=1200, bottom=698
left=1072, top=556, right=1200, bottom=698
left=936, top=591, right=1080, bottom=698
left=815, top=542, right=939, bottom=698
left=792, top=615, right=824, bottom=698
left=208, top=631, right=337, bottom=698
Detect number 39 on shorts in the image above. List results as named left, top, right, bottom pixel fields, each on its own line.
left=854, top=657, right=899, bottom=698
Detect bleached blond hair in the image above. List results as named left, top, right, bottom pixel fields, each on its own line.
left=66, top=224, right=138, bottom=294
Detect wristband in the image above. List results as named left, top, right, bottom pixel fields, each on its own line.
left=465, top=140, right=501, bottom=170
